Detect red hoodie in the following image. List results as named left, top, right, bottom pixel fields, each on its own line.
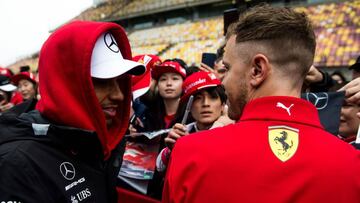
left=36, top=21, right=133, bottom=159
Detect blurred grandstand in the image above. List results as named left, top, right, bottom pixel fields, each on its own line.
left=7, top=0, right=360, bottom=79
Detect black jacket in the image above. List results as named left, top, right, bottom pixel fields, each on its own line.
left=0, top=101, right=125, bottom=202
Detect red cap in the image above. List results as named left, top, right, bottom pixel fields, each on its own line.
left=181, top=71, right=221, bottom=101
left=0, top=67, right=13, bottom=78
left=132, top=54, right=162, bottom=100
left=11, top=72, right=37, bottom=86
left=133, top=54, right=161, bottom=67
left=152, top=61, right=186, bottom=80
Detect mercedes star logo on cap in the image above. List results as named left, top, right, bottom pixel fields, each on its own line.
left=60, top=162, right=76, bottom=180
left=104, top=32, right=119, bottom=53
left=305, top=92, right=329, bottom=110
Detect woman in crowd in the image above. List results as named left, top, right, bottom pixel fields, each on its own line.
left=118, top=58, right=187, bottom=200
left=11, top=72, right=37, bottom=102
left=156, top=71, right=233, bottom=173
left=338, top=99, right=359, bottom=144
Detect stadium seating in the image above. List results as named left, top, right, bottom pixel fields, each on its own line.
left=8, top=0, right=360, bottom=71
left=128, top=18, right=222, bottom=46
left=295, top=0, right=360, bottom=67
left=159, top=39, right=223, bottom=66
left=128, top=0, right=360, bottom=67
left=314, top=26, right=360, bottom=67
left=131, top=44, right=169, bottom=56
left=75, top=0, right=127, bottom=21
left=111, top=0, right=200, bottom=19
left=66, top=0, right=360, bottom=67
left=128, top=17, right=223, bottom=65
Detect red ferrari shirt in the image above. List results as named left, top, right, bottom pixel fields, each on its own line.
left=163, top=96, right=360, bottom=203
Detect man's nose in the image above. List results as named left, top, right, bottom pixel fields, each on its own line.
left=109, top=82, right=124, bottom=101
left=340, top=108, right=345, bottom=116
left=202, top=96, right=210, bottom=106
left=166, top=80, right=172, bottom=86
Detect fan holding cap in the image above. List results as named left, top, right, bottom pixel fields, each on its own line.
left=156, top=71, right=234, bottom=173
left=132, top=54, right=162, bottom=101
left=117, top=58, right=187, bottom=200
left=0, top=75, right=17, bottom=112
left=129, top=54, right=162, bottom=134
left=0, top=21, right=146, bottom=202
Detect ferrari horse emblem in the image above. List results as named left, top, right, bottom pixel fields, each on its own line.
left=268, top=125, right=299, bottom=162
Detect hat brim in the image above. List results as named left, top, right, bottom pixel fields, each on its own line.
left=152, top=66, right=185, bottom=80
left=91, top=59, right=146, bottom=79
left=181, top=84, right=218, bottom=102
left=0, top=83, right=17, bottom=92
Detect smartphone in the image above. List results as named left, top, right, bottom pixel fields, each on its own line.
left=201, top=53, right=217, bottom=68
left=223, top=8, right=239, bottom=36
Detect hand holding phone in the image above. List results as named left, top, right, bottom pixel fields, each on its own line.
left=201, top=53, right=217, bottom=68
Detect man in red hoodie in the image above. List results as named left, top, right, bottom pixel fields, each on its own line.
left=0, top=21, right=145, bottom=202
left=162, top=5, right=360, bottom=203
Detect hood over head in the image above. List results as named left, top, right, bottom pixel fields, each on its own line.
left=36, top=21, right=143, bottom=159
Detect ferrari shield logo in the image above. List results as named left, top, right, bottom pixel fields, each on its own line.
left=268, top=125, right=299, bottom=162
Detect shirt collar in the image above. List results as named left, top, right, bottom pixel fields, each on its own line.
left=240, top=96, right=323, bottom=129
left=337, top=134, right=356, bottom=143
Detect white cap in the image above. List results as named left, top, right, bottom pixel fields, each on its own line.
left=0, top=75, right=16, bottom=92
left=0, top=84, right=16, bottom=92
left=91, top=32, right=145, bottom=79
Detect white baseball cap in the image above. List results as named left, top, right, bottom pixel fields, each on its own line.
left=0, top=75, right=16, bottom=92
left=91, top=32, right=145, bottom=79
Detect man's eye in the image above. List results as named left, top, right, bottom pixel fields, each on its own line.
left=222, top=64, right=230, bottom=70
left=93, top=78, right=109, bottom=87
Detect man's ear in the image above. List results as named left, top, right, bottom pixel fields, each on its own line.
left=249, top=54, right=270, bottom=87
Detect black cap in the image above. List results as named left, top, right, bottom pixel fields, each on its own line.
left=0, top=75, right=10, bottom=86
left=0, top=75, right=17, bottom=92
left=349, top=56, right=360, bottom=70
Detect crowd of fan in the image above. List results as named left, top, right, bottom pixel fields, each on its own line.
left=2, top=43, right=360, bottom=201
left=2, top=4, right=360, bottom=202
